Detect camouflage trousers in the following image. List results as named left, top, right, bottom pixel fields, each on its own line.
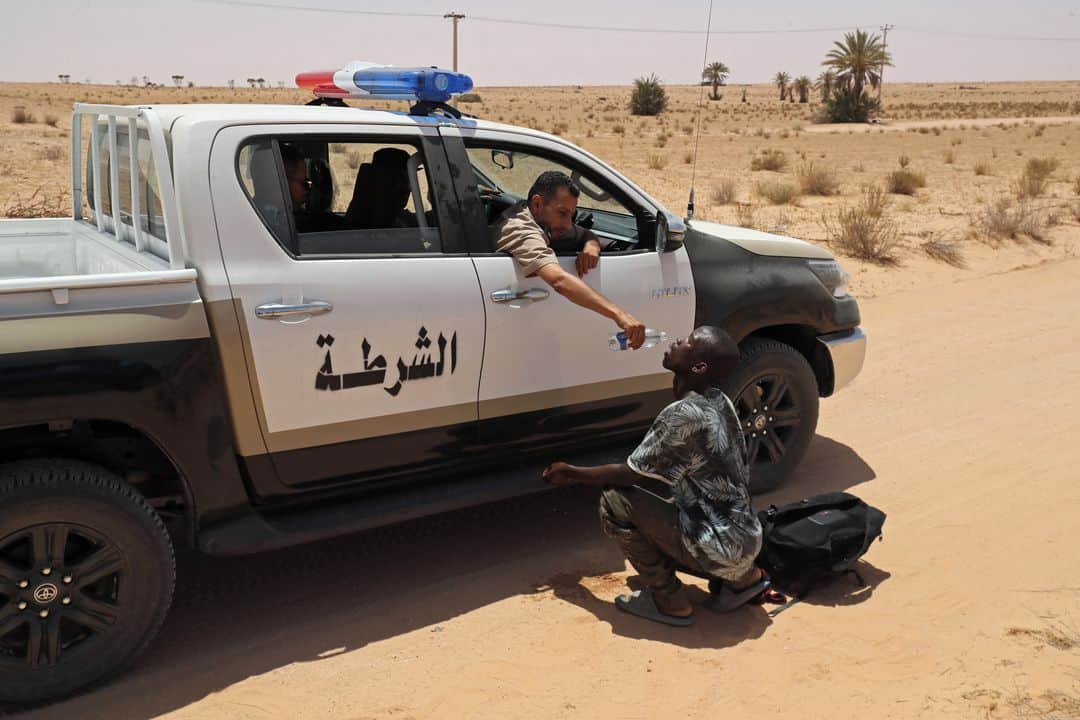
left=599, top=485, right=712, bottom=602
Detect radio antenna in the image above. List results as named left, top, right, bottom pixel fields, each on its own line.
left=686, top=0, right=715, bottom=221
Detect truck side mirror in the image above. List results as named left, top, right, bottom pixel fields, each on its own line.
left=656, top=211, right=684, bottom=253
left=491, top=150, right=514, bottom=170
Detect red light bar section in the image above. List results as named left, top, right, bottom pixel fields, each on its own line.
left=295, top=71, right=348, bottom=97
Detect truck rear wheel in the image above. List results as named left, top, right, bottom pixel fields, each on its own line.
left=724, top=339, right=820, bottom=494
left=0, top=460, right=175, bottom=706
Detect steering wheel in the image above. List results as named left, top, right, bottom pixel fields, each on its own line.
left=570, top=170, right=611, bottom=202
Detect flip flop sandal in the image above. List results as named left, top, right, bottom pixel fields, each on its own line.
left=703, top=577, right=771, bottom=613
left=614, top=590, right=694, bottom=627
left=748, top=586, right=788, bottom=605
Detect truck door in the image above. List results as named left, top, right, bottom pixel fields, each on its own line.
left=440, top=127, right=696, bottom=456
left=209, top=124, right=483, bottom=494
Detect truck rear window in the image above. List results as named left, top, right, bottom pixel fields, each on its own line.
left=237, top=137, right=441, bottom=257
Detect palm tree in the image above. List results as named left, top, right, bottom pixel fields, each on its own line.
left=702, top=61, right=730, bottom=100
left=794, top=76, right=812, bottom=103
left=774, top=72, right=791, bottom=101
left=822, top=29, right=892, bottom=99
left=815, top=70, right=837, bottom=103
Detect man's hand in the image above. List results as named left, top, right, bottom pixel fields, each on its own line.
left=616, top=312, right=646, bottom=350
left=542, top=461, right=577, bottom=487
left=576, top=238, right=601, bottom=277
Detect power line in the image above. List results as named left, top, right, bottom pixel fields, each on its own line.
left=192, top=1, right=1080, bottom=42
left=195, top=0, right=444, bottom=18
left=896, top=26, right=1080, bottom=42
left=192, top=1, right=865, bottom=35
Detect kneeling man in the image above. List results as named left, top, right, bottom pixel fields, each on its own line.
left=543, top=326, right=772, bottom=626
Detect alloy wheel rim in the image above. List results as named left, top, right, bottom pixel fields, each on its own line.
left=0, top=523, right=125, bottom=669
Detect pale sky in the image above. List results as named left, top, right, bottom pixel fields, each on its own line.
left=2, top=0, right=1078, bottom=87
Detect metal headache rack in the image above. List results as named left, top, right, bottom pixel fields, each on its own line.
left=71, top=103, right=185, bottom=269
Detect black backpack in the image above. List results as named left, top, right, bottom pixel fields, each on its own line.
left=756, top=492, right=885, bottom=599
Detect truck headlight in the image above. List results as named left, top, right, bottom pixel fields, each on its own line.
left=808, top=259, right=850, bottom=298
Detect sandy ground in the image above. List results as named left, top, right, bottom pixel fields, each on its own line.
left=14, top=253, right=1079, bottom=720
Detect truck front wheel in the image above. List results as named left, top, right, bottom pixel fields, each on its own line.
left=0, top=460, right=175, bottom=706
left=723, top=339, right=820, bottom=494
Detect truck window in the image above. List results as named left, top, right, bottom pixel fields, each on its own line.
left=465, top=143, right=641, bottom=252
left=237, top=137, right=441, bottom=257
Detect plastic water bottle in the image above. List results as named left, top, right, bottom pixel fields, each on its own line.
left=609, top=329, right=667, bottom=351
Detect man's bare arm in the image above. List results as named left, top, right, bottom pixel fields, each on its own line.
left=535, top=263, right=645, bottom=348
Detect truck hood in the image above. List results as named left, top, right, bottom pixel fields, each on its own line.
left=688, top=220, right=834, bottom=260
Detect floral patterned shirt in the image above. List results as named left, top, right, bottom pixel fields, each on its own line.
left=627, top=387, right=762, bottom=580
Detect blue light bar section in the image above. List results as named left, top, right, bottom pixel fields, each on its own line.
left=351, top=67, right=474, bottom=102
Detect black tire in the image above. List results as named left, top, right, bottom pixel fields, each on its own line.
left=0, top=460, right=175, bottom=706
left=722, top=339, right=820, bottom=494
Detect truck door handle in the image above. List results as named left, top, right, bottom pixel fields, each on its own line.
left=490, top=288, right=549, bottom=304
left=255, top=300, right=334, bottom=319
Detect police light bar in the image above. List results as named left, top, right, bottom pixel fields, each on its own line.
left=296, top=62, right=473, bottom=103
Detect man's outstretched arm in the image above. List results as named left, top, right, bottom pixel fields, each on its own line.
left=535, top=263, right=646, bottom=348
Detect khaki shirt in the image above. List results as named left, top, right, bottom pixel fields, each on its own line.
left=493, top=201, right=588, bottom=277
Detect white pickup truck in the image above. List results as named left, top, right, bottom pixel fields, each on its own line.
left=0, top=99, right=865, bottom=704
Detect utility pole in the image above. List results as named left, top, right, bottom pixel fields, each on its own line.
left=444, top=12, right=465, bottom=71
left=878, top=24, right=894, bottom=106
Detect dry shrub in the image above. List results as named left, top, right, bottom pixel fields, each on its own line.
left=1069, top=200, right=1080, bottom=222
left=1025, top=156, right=1059, bottom=180
left=863, top=184, right=889, bottom=218
left=921, top=236, right=966, bottom=267
left=646, top=152, right=668, bottom=170
left=458, top=93, right=482, bottom=103
left=973, top=160, right=991, bottom=176
left=1013, top=158, right=1056, bottom=199
left=3, top=187, right=69, bottom=218
left=943, top=149, right=955, bottom=164
left=710, top=178, right=737, bottom=205
left=734, top=203, right=756, bottom=229
left=1075, top=175, right=1080, bottom=195
left=755, top=180, right=800, bottom=205
left=750, top=148, right=787, bottom=172
left=973, top=198, right=1047, bottom=243
left=345, top=150, right=362, bottom=170
left=821, top=186, right=900, bottom=264
left=612, top=123, right=625, bottom=135
left=12, top=107, right=35, bottom=124
left=683, top=151, right=692, bottom=164
left=886, top=168, right=927, bottom=195
left=44, top=114, right=59, bottom=128
left=898, top=154, right=911, bottom=168
left=329, top=143, right=347, bottom=153
left=796, top=162, right=840, bottom=196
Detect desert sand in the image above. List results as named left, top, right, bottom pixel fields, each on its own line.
left=17, top=256, right=1079, bottom=719
left=2, top=80, right=1079, bottom=719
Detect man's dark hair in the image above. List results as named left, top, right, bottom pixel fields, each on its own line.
left=693, top=326, right=740, bottom=383
left=528, top=171, right=580, bottom=202
left=279, top=143, right=305, bottom=174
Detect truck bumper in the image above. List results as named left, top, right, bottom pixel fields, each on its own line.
left=818, top=327, right=867, bottom=394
